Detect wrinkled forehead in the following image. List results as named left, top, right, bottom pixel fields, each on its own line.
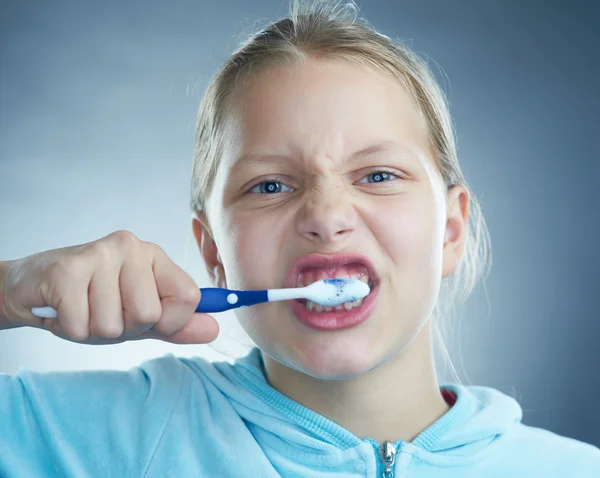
left=223, top=61, right=430, bottom=162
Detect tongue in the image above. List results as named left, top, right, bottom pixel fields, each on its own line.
left=298, top=263, right=369, bottom=285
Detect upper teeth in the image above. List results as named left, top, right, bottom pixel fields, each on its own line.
left=296, top=273, right=370, bottom=288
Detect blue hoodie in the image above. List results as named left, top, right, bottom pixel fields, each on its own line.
left=1, top=346, right=598, bottom=477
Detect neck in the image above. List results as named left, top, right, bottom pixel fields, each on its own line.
left=262, top=320, right=450, bottom=443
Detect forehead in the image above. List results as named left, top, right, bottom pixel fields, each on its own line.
left=222, top=59, right=431, bottom=170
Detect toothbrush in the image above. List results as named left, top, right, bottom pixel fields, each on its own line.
left=31, top=278, right=370, bottom=318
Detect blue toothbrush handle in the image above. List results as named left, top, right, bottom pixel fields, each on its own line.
left=195, top=288, right=269, bottom=313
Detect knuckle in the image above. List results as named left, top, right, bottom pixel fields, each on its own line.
left=61, top=322, right=90, bottom=342
left=133, top=306, right=162, bottom=325
left=70, top=331, right=90, bottom=342
left=93, top=319, right=124, bottom=339
left=178, top=282, right=200, bottom=306
left=143, top=240, right=164, bottom=258
left=152, top=320, right=178, bottom=336
left=86, top=241, right=114, bottom=263
left=109, top=230, right=139, bottom=251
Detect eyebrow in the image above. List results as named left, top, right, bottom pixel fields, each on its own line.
left=348, top=140, right=406, bottom=161
left=230, top=140, right=412, bottom=172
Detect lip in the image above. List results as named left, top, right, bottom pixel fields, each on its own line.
left=285, top=252, right=381, bottom=331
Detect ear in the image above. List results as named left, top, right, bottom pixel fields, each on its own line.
left=192, top=211, right=227, bottom=288
left=441, top=185, right=470, bottom=278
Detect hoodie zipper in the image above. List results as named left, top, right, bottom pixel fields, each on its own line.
left=379, top=440, right=396, bottom=477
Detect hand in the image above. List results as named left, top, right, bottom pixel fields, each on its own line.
left=0, top=231, right=219, bottom=345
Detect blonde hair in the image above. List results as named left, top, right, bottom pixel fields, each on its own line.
left=190, top=0, right=492, bottom=383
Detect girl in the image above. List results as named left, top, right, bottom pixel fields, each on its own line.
left=1, top=1, right=598, bottom=476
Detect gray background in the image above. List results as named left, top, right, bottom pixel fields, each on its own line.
left=1, top=0, right=598, bottom=447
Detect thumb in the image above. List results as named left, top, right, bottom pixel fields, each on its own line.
left=158, top=313, right=220, bottom=345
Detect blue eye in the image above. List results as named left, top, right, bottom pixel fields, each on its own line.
left=249, top=180, right=292, bottom=194
left=357, top=171, right=398, bottom=184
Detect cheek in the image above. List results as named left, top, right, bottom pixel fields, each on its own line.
left=372, top=193, right=444, bottom=274
left=220, top=211, right=284, bottom=291
left=369, top=193, right=444, bottom=326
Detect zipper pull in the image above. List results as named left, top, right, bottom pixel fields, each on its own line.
left=379, top=440, right=396, bottom=478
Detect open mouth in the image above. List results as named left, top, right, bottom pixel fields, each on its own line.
left=296, top=263, right=374, bottom=313
left=295, top=263, right=376, bottom=311
left=286, top=253, right=380, bottom=331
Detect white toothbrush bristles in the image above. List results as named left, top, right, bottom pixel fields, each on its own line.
left=267, top=278, right=370, bottom=306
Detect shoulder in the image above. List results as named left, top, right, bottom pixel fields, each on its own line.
left=449, top=384, right=599, bottom=475
left=1, top=355, right=192, bottom=426
left=135, top=353, right=222, bottom=401
left=4, top=353, right=212, bottom=414
left=139, top=353, right=237, bottom=403
left=0, top=354, right=222, bottom=475
left=508, top=422, right=600, bottom=473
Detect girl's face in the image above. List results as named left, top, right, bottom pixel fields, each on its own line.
left=197, top=59, right=466, bottom=379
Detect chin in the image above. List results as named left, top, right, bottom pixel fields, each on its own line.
left=285, top=338, right=378, bottom=380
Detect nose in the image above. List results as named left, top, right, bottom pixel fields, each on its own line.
left=296, top=182, right=357, bottom=244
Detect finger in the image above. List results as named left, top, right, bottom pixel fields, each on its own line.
left=40, top=319, right=123, bottom=346
left=41, top=317, right=80, bottom=343
left=88, top=262, right=124, bottom=339
left=51, top=280, right=91, bottom=342
left=40, top=289, right=90, bottom=342
left=142, top=313, right=219, bottom=344
left=120, top=255, right=162, bottom=336
left=150, top=248, right=200, bottom=337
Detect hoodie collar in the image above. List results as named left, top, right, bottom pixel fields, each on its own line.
left=211, top=347, right=523, bottom=455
